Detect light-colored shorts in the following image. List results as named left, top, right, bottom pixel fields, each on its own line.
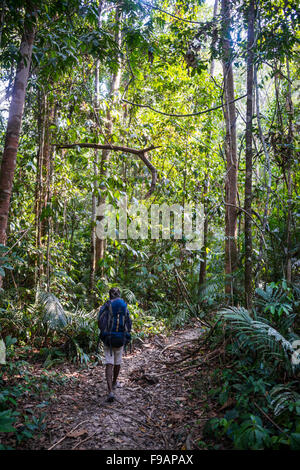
left=104, top=345, right=123, bottom=365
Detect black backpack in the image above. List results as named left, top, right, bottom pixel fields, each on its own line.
left=99, top=298, right=131, bottom=349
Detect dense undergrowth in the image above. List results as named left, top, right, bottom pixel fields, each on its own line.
left=1, top=277, right=300, bottom=450
left=0, top=219, right=299, bottom=450
left=0, top=284, right=185, bottom=449
left=203, top=280, right=300, bottom=450
left=0, top=340, right=73, bottom=450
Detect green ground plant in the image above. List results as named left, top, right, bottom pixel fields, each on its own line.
left=203, top=281, right=300, bottom=450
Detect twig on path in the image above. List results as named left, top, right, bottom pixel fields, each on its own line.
left=48, top=419, right=89, bottom=450
left=161, top=321, right=221, bottom=367
left=110, top=414, right=152, bottom=445
left=107, top=403, right=152, bottom=430
left=163, top=347, right=223, bottom=369
left=200, top=319, right=222, bottom=346
left=131, top=384, right=154, bottom=402
left=72, top=432, right=97, bottom=450
left=137, top=404, right=169, bottom=449
left=163, top=351, right=201, bottom=367
left=185, top=433, right=192, bottom=450
left=154, top=362, right=202, bottom=377
left=161, top=319, right=220, bottom=365
left=175, top=416, right=209, bottom=434
left=159, top=339, right=198, bottom=356
left=113, top=397, right=169, bottom=449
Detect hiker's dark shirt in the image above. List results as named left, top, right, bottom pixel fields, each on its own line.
left=98, top=297, right=132, bottom=333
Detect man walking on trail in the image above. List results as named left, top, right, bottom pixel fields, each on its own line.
left=98, top=287, right=132, bottom=402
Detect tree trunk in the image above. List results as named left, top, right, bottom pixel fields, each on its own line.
left=0, top=5, right=36, bottom=287
left=199, top=174, right=210, bottom=287
left=90, top=1, right=103, bottom=293
left=286, top=58, right=294, bottom=283
left=199, top=35, right=216, bottom=291
left=221, top=0, right=238, bottom=300
left=45, top=103, right=55, bottom=292
left=209, top=0, right=219, bottom=77
left=34, top=89, right=45, bottom=284
left=254, top=65, right=272, bottom=283
left=34, top=91, right=54, bottom=286
left=244, top=0, right=255, bottom=309
left=95, top=5, right=122, bottom=270
left=90, top=150, right=99, bottom=292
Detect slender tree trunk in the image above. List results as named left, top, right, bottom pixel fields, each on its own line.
left=45, top=103, right=55, bottom=292
left=41, top=96, right=54, bottom=239
left=95, top=5, right=122, bottom=269
left=34, top=92, right=54, bottom=286
left=90, top=1, right=103, bottom=292
left=209, top=0, right=218, bottom=77
left=63, top=199, right=67, bottom=239
left=199, top=174, right=210, bottom=288
left=244, top=0, right=255, bottom=309
left=0, top=6, right=36, bottom=287
left=90, top=150, right=98, bottom=291
left=254, top=65, right=272, bottom=283
left=221, top=0, right=238, bottom=300
left=199, top=34, right=217, bottom=291
left=34, top=89, right=45, bottom=284
left=286, top=58, right=294, bottom=283
left=0, top=2, right=6, bottom=47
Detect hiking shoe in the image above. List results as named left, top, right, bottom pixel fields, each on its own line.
left=107, top=392, right=115, bottom=403
left=112, top=381, right=122, bottom=390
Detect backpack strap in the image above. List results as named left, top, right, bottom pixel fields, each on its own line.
left=108, top=301, right=113, bottom=355
left=108, top=301, right=114, bottom=330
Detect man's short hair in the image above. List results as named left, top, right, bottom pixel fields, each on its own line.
left=109, top=287, right=121, bottom=299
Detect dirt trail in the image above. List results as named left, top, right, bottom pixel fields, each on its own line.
left=19, top=325, right=217, bottom=450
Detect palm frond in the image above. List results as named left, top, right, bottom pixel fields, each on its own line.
left=121, top=288, right=137, bottom=305
left=218, top=306, right=295, bottom=368
left=291, top=282, right=300, bottom=301
left=255, top=284, right=293, bottom=316
left=198, top=280, right=221, bottom=297
left=276, top=313, right=297, bottom=334
left=255, top=285, right=280, bottom=303
left=270, top=384, right=300, bottom=416
left=37, top=291, right=68, bottom=330
left=197, top=277, right=225, bottom=306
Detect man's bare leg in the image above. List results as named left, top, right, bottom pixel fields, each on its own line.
left=105, top=364, right=114, bottom=401
left=112, top=365, right=121, bottom=389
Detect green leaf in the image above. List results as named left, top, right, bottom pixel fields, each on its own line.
left=0, top=411, right=16, bottom=433
left=290, top=433, right=300, bottom=450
